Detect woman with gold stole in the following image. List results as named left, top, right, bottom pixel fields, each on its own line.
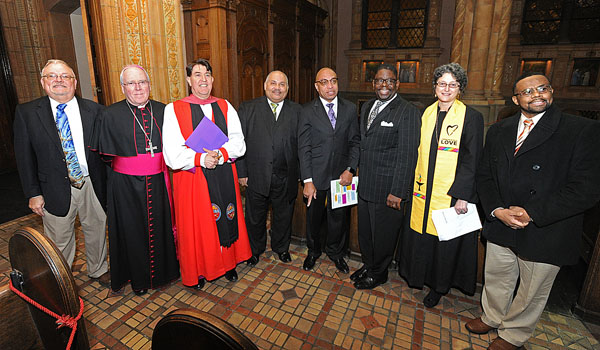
left=399, top=63, right=484, bottom=308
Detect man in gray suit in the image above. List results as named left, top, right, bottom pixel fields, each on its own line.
left=298, top=67, right=360, bottom=274
left=353, top=63, right=421, bottom=289
left=237, top=71, right=301, bottom=265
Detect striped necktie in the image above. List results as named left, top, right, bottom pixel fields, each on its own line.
left=56, top=103, right=84, bottom=188
left=327, top=103, right=336, bottom=129
left=270, top=102, right=278, bottom=120
left=515, top=119, right=533, bottom=155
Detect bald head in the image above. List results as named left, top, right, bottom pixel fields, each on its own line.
left=314, top=67, right=338, bottom=102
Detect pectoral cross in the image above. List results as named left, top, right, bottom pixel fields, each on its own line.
left=146, top=140, right=158, bottom=157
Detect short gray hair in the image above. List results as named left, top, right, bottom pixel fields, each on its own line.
left=120, top=64, right=150, bottom=84
left=41, top=59, right=75, bottom=77
left=433, top=63, right=467, bottom=93
left=264, top=70, right=289, bottom=86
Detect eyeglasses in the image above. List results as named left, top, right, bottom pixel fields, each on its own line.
left=42, top=73, right=75, bottom=81
left=436, top=81, right=460, bottom=89
left=373, top=78, right=397, bottom=86
left=513, top=84, right=552, bottom=97
left=122, top=80, right=149, bottom=88
left=316, top=78, right=338, bottom=86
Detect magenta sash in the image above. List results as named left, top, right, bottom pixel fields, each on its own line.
left=111, top=153, right=178, bottom=249
left=112, top=153, right=165, bottom=175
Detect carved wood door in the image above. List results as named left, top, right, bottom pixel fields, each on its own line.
left=238, top=24, right=267, bottom=102
left=0, top=20, right=17, bottom=172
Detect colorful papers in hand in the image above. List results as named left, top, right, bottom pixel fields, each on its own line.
left=330, top=177, right=359, bottom=209
left=184, top=116, right=228, bottom=173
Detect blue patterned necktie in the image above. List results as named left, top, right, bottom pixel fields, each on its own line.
left=327, top=103, right=336, bottom=129
left=56, top=103, right=84, bottom=188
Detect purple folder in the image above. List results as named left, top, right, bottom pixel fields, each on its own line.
left=184, top=117, right=228, bottom=173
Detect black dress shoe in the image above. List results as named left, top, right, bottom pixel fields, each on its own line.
left=133, top=289, right=148, bottom=296
left=225, top=269, right=238, bottom=282
left=350, top=265, right=368, bottom=281
left=303, top=255, right=318, bottom=271
left=354, top=275, right=388, bottom=290
left=246, top=255, right=259, bottom=266
left=278, top=251, right=292, bottom=263
left=423, top=290, right=443, bottom=308
left=186, top=278, right=206, bottom=290
left=333, top=258, right=349, bottom=274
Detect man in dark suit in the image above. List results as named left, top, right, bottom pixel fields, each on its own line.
left=353, top=64, right=421, bottom=290
left=237, top=70, right=301, bottom=265
left=466, top=73, right=600, bottom=350
left=13, top=59, right=109, bottom=285
left=298, top=67, right=360, bottom=274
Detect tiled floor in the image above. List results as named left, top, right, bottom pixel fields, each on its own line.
left=1, top=214, right=598, bottom=350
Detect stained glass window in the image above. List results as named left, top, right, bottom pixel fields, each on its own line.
left=521, top=0, right=563, bottom=44
left=521, top=0, right=600, bottom=44
left=363, top=0, right=428, bottom=49
left=569, top=0, right=600, bottom=43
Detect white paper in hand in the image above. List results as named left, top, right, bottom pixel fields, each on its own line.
left=431, top=203, right=482, bottom=241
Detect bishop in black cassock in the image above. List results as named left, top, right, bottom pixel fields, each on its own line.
left=94, top=65, right=179, bottom=295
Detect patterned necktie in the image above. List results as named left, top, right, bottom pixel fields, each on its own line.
left=270, top=102, right=278, bottom=120
left=515, top=119, right=534, bottom=155
left=327, top=103, right=336, bottom=129
left=56, top=103, right=84, bottom=188
left=367, top=100, right=385, bottom=129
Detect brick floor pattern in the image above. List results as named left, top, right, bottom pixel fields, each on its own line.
left=1, top=214, right=598, bottom=350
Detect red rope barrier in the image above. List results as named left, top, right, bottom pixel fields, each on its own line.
left=9, top=279, right=84, bottom=350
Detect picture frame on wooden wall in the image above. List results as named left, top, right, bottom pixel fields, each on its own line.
left=520, top=59, right=552, bottom=77
left=397, top=60, right=419, bottom=83
left=364, top=61, right=384, bottom=82
left=570, top=59, right=599, bottom=87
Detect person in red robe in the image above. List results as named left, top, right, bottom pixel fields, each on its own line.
left=162, top=58, right=251, bottom=289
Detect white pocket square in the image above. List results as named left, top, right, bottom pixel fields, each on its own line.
left=380, top=121, right=394, bottom=127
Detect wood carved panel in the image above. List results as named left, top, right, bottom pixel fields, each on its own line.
left=272, top=3, right=296, bottom=83
left=237, top=1, right=267, bottom=101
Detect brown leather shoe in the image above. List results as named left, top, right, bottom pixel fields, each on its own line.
left=91, top=271, right=110, bottom=287
left=465, top=317, right=495, bottom=334
left=488, top=337, right=521, bottom=350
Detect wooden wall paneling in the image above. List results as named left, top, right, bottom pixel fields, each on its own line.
left=237, top=1, right=268, bottom=102
left=272, top=0, right=296, bottom=92
left=0, top=16, right=18, bottom=172
left=226, top=1, right=239, bottom=105
left=297, top=2, right=317, bottom=104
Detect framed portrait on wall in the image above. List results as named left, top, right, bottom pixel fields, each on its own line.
left=397, top=60, right=419, bottom=83
left=364, top=61, right=384, bottom=82
left=520, top=59, right=552, bottom=76
left=570, top=59, right=599, bottom=86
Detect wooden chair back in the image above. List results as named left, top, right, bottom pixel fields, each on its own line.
left=7, top=227, right=89, bottom=349
left=152, top=308, right=258, bottom=350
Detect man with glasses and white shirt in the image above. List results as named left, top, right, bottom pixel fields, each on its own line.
left=298, top=67, right=360, bottom=274
left=468, top=72, right=600, bottom=350
left=14, top=59, right=109, bottom=285
left=94, top=65, right=179, bottom=296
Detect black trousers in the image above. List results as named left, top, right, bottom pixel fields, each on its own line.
left=245, top=173, right=294, bottom=256
left=305, top=188, right=347, bottom=260
left=358, top=196, right=404, bottom=279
